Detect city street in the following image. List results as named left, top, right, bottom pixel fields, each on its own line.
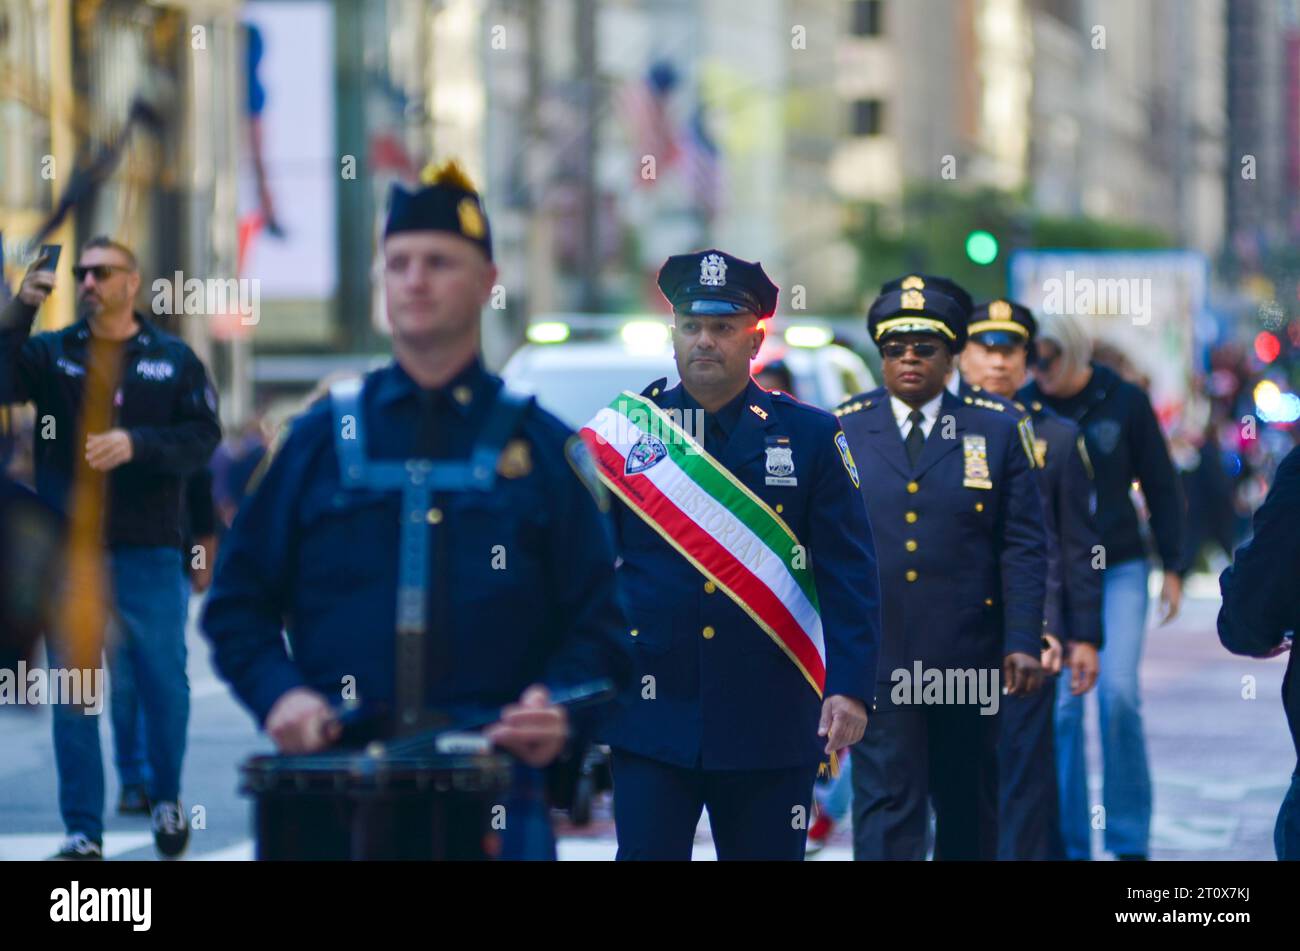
left=0, top=576, right=1290, bottom=861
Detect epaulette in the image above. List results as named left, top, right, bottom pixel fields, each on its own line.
left=833, top=396, right=875, bottom=418
left=962, top=394, right=1006, bottom=413
left=640, top=377, right=668, bottom=400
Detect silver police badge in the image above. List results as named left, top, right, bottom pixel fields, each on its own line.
left=699, top=253, right=727, bottom=287
left=765, top=445, right=797, bottom=486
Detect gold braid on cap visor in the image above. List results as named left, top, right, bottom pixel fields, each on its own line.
left=967, top=319, right=1028, bottom=338
left=874, top=316, right=958, bottom=341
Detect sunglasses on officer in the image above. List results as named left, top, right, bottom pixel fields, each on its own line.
left=881, top=340, right=942, bottom=360
left=73, top=264, right=131, bottom=283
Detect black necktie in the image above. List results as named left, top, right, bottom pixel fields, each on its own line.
left=705, top=415, right=727, bottom=456
left=905, top=409, right=926, bottom=467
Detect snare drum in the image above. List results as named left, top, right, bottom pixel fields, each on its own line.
left=240, top=750, right=514, bottom=860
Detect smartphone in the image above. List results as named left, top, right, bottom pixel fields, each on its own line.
left=34, top=244, right=61, bottom=272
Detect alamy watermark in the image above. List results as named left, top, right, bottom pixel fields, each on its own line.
left=0, top=663, right=103, bottom=714
left=151, top=272, right=260, bottom=325
left=1040, top=270, right=1151, bottom=326
left=890, top=662, right=1001, bottom=715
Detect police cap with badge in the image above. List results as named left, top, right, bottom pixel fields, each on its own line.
left=880, top=273, right=974, bottom=319
left=968, top=298, right=1038, bottom=353
left=385, top=159, right=493, bottom=259
left=867, top=276, right=968, bottom=354
left=657, top=249, right=779, bottom=318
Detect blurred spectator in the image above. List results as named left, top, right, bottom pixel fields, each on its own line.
left=211, top=421, right=268, bottom=530
left=0, top=472, right=61, bottom=683
left=0, top=238, right=220, bottom=860
left=1021, top=312, right=1186, bottom=862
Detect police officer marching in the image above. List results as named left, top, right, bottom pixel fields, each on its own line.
left=201, top=160, right=630, bottom=860
left=960, top=297, right=1103, bottom=861
left=583, top=249, right=882, bottom=860
left=835, top=281, right=1046, bottom=861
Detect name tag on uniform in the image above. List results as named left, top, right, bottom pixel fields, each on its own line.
left=765, top=436, right=797, bottom=486
left=962, top=435, right=993, bottom=490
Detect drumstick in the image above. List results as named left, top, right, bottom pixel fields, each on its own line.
left=281, top=679, right=617, bottom=768
left=382, top=679, right=616, bottom=757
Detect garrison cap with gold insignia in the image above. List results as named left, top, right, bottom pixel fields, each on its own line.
left=657, top=249, right=778, bottom=319
left=968, top=298, right=1038, bottom=349
left=384, top=158, right=493, bottom=260
left=879, top=273, right=974, bottom=319
left=867, top=288, right=968, bottom=353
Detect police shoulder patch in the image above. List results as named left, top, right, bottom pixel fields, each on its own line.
left=834, top=431, right=860, bottom=489
left=565, top=434, right=609, bottom=512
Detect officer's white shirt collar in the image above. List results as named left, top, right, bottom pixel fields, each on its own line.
left=890, top=391, right=943, bottom=439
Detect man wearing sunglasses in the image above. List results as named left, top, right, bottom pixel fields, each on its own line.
left=960, top=298, right=1103, bottom=860
left=835, top=284, right=1046, bottom=860
left=587, top=249, right=881, bottom=860
left=1, top=236, right=221, bottom=860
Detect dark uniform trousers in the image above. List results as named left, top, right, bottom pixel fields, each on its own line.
left=997, top=682, right=1061, bottom=860
left=997, top=401, right=1098, bottom=861
left=850, top=705, right=1000, bottom=861
left=611, top=751, right=817, bottom=860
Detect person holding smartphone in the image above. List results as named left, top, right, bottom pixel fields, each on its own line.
left=0, top=237, right=221, bottom=860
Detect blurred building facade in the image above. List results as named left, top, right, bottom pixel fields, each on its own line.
left=829, top=0, right=1227, bottom=257
left=1226, top=0, right=1300, bottom=264
left=11, top=0, right=1300, bottom=422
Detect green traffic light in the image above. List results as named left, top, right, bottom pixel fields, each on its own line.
left=966, top=230, right=999, bottom=266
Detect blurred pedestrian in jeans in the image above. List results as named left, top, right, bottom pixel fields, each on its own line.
left=1020, top=313, right=1186, bottom=860
left=1218, top=446, right=1300, bottom=860
left=111, top=468, right=218, bottom=817
left=0, top=239, right=220, bottom=860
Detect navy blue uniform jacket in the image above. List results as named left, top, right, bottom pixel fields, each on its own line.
left=598, top=379, right=882, bottom=770
left=201, top=359, right=630, bottom=730
left=835, top=387, right=1046, bottom=703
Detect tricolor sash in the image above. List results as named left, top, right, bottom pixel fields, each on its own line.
left=580, top=391, right=826, bottom=697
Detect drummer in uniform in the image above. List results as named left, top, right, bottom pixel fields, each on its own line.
left=835, top=284, right=1046, bottom=860
left=584, top=249, right=882, bottom=860
left=960, top=298, right=1103, bottom=859
left=202, top=160, right=630, bottom=860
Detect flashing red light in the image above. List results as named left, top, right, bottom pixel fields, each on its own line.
left=1256, top=331, right=1282, bottom=364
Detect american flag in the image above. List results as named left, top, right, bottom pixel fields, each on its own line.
left=618, top=60, right=682, bottom=184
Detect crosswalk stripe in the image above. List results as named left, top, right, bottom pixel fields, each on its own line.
left=0, top=832, right=153, bottom=861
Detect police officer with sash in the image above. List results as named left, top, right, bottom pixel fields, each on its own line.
left=961, top=298, right=1103, bottom=860
left=582, top=249, right=881, bottom=860
left=202, top=161, right=630, bottom=860
left=835, top=285, right=1046, bottom=860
